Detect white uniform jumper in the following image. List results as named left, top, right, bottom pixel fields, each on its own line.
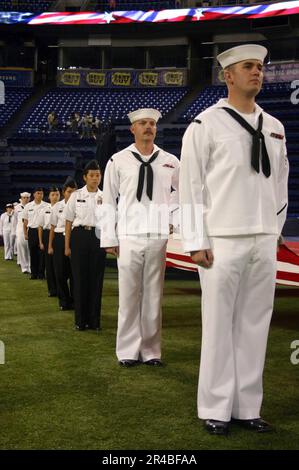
left=0, top=212, right=13, bottom=260
left=23, top=200, right=49, bottom=279
left=101, top=143, right=180, bottom=362
left=14, top=203, right=30, bottom=272
left=180, top=99, right=289, bottom=421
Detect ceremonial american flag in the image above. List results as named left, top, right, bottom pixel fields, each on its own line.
left=1, top=1, right=299, bottom=25
left=166, top=238, right=299, bottom=287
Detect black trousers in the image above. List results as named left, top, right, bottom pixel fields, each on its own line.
left=42, top=229, right=57, bottom=296
left=70, top=227, right=106, bottom=329
left=28, top=228, right=45, bottom=279
left=53, top=233, right=73, bottom=309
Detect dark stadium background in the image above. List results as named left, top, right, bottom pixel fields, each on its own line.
left=0, top=0, right=298, bottom=454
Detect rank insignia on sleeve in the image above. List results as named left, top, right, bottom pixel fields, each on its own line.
left=163, top=164, right=175, bottom=169
left=270, top=132, right=284, bottom=140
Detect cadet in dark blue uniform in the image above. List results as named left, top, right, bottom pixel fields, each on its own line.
left=64, top=161, right=107, bottom=331
left=38, top=187, right=60, bottom=296
left=48, top=178, right=77, bottom=311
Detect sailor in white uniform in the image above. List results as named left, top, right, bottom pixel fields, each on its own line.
left=0, top=204, right=14, bottom=260
left=101, top=108, right=180, bottom=367
left=180, top=44, right=289, bottom=435
left=23, top=187, right=49, bottom=280
left=14, top=192, right=31, bottom=273
left=38, top=187, right=60, bottom=296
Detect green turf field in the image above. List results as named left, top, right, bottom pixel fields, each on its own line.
left=0, top=248, right=298, bottom=450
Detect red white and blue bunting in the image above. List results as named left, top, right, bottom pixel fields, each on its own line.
left=0, top=1, right=299, bottom=25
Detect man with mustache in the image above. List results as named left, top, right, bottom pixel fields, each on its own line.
left=101, top=108, right=180, bottom=367
left=180, top=44, right=289, bottom=435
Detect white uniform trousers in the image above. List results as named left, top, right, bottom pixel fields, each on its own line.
left=116, top=237, right=167, bottom=361
left=2, top=231, right=13, bottom=259
left=16, top=230, right=30, bottom=273
left=11, top=234, right=17, bottom=255
left=198, top=234, right=277, bottom=422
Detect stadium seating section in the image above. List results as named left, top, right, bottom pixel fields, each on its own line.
left=0, top=89, right=32, bottom=128
left=0, top=82, right=298, bottom=216
left=17, top=87, right=188, bottom=135
left=0, top=1, right=52, bottom=12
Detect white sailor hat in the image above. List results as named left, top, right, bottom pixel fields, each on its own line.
left=217, top=44, right=268, bottom=69
left=20, top=192, right=31, bottom=197
left=127, top=108, right=162, bottom=124
left=6, top=203, right=13, bottom=208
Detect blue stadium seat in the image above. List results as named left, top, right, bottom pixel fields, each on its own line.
left=0, top=89, right=32, bottom=129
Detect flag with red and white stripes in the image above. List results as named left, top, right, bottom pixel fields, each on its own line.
left=2, top=1, right=299, bottom=25
left=166, top=238, right=299, bottom=287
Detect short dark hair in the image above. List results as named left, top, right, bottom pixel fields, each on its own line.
left=48, top=186, right=60, bottom=194
left=83, top=159, right=101, bottom=176
left=63, top=177, right=77, bottom=192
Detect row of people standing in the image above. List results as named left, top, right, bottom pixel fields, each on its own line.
left=0, top=194, right=31, bottom=272
left=1, top=43, right=290, bottom=436
left=20, top=165, right=107, bottom=331
left=47, top=110, right=104, bottom=140
left=0, top=203, right=15, bottom=261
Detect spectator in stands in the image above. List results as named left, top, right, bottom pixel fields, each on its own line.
left=80, top=112, right=93, bottom=139
left=0, top=204, right=14, bottom=260
left=74, top=112, right=81, bottom=130
left=38, top=187, right=60, bottom=298
left=180, top=44, right=289, bottom=435
left=66, top=112, right=80, bottom=133
left=64, top=160, right=107, bottom=331
left=23, top=188, right=48, bottom=280
left=48, top=177, right=77, bottom=311
left=47, top=111, right=58, bottom=131
left=101, top=108, right=180, bottom=367
left=66, top=113, right=75, bottom=132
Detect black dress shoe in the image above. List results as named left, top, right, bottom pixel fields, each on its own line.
left=60, top=305, right=73, bottom=311
left=232, top=418, right=273, bottom=433
left=204, top=420, right=229, bottom=435
left=48, top=292, right=57, bottom=297
left=143, top=359, right=163, bottom=367
left=118, top=359, right=140, bottom=367
left=74, top=325, right=86, bottom=331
